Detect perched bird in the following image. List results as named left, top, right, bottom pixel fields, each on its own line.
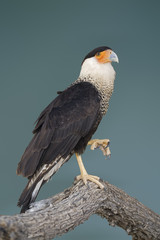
left=17, top=46, right=119, bottom=213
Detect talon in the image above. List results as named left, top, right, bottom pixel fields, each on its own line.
left=76, top=173, right=104, bottom=189
left=88, top=139, right=110, bottom=153
left=104, top=141, right=110, bottom=149
left=88, top=139, right=111, bottom=159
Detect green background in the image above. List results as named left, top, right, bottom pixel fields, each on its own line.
left=0, top=1, right=160, bottom=239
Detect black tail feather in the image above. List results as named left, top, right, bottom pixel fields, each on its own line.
left=17, top=155, right=72, bottom=213
left=18, top=179, right=44, bottom=213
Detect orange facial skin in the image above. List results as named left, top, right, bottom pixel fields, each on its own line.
left=95, top=49, right=112, bottom=63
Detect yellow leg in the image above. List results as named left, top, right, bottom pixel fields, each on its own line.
left=88, top=139, right=111, bottom=157
left=75, top=153, right=104, bottom=189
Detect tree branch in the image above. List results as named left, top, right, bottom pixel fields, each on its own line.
left=0, top=179, right=160, bottom=240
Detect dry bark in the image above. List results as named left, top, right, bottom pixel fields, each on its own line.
left=0, top=179, right=160, bottom=240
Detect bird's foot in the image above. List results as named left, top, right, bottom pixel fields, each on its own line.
left=76, top=173, right=104, bottom=189
left=75, top=153, right=104, bottom=189
left=88, top=139, right=111, bottom=158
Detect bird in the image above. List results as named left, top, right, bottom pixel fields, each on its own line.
left=16, top=46, right=119, bottom=213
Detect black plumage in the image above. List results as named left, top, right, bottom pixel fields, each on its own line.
left=17, top=81, right=101, bottom=213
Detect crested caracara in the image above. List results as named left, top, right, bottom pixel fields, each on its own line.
left=17, top=46, right=119, bottom=213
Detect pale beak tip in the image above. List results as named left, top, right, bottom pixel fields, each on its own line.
left=110, top=51, right=119, bottom=63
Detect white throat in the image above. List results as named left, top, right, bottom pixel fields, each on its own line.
left=73, top=57, right=116, bottom=115
left=79, top=57, right=116, bottom=86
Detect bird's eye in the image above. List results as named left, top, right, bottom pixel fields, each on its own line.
left=96, top=52, right=101, bottom=56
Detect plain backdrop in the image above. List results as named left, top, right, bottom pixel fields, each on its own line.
left=0, top=1, right=160, bottom=239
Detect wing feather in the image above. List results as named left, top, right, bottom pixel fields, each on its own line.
left=17, top=82, right=100, bottom=178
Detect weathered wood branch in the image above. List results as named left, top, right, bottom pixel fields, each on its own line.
left=0, top=179, right=160, bottom=240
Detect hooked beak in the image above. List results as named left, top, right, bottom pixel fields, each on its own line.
left=109, top=50, right=119, bottom=63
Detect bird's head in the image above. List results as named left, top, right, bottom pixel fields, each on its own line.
left=82, top=46, right=119, bottom=65
left=80, top=46, right=119, bottom=81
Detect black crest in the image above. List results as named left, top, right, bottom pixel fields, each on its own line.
left=82, top=46, right=112, bottom=64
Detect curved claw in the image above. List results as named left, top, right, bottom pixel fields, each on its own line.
left=88, top=139, right=111, bottom=158
left=104, top=141, right=110, bottom=149
left=76, top=174, right=104, bottom=189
